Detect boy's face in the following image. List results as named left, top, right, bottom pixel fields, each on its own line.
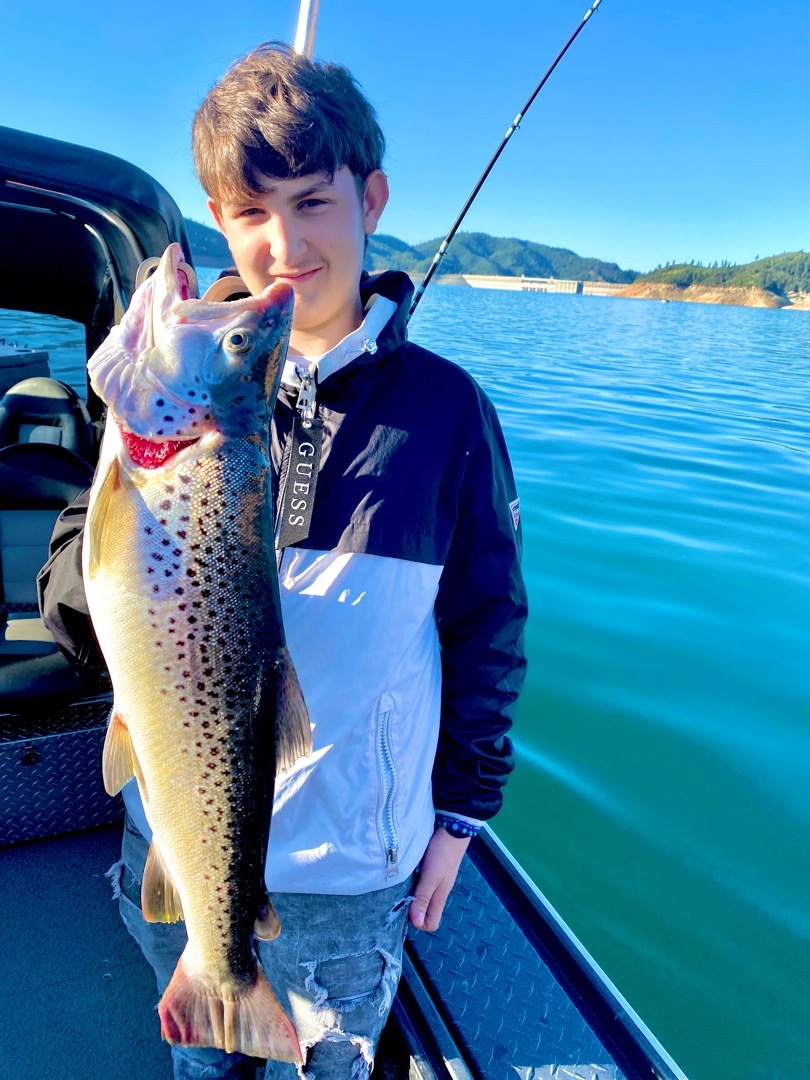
left=209, top=167, right=388, bottom=356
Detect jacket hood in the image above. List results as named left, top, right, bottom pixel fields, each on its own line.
left=278, top=270, right=415, bottom=409
left=359, top=270, right=413, bottom=358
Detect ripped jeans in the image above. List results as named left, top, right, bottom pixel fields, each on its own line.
left=113, top=815, right=415, bottom=1080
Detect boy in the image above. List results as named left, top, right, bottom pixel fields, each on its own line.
left=38, top=42, right=527, bottom=1080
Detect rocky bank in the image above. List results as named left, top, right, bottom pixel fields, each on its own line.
left=616, top=282, right=810, bottom=310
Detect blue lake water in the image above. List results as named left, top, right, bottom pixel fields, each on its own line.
left=3, top=277, right=810, bottom=1079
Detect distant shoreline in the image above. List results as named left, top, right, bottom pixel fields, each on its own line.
left=617, top=281, right=810, bottom=310
left=194, top=259, right=810, bottom=311
left=194, top=255, right=234, bottom=269
left=441, top=273, right=810, bottom=310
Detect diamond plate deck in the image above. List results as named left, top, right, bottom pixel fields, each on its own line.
left=406, top=853, right=625, bottom=1080
left=0, top=695, right=122, bottom=845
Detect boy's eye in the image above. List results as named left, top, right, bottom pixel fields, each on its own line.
left=229, top=205, right=264, bottom=219
left=299, top=198, right=328, bottom=210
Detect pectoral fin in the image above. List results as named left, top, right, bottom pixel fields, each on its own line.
left=275, top=647, right=312, bottom=773
left=86, top=454, right=120, bottom=580
left=142, top=840, right=184, bottom=923
left=102, top=709, right=136, bottom=796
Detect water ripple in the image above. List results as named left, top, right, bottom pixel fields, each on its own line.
left=414, top=285, right=810, bottom=1077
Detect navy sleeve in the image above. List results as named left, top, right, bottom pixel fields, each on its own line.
left=36, top=488, right=105, bottom=670
left=433, top=392, right=528, bottom=820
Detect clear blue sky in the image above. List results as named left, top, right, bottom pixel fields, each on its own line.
left=2, top=0, right=807, bottom=272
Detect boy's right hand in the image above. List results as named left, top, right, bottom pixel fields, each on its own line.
left=409, top=828, right=471, bottom=932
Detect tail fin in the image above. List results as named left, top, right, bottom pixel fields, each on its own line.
left=158, top=950, right=301, bottom=1063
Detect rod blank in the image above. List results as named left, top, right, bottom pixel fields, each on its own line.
left=408, top=0, right=605, bottom=321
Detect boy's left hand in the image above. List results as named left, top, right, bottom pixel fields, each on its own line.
left=409, top=828, right=471, bottom=931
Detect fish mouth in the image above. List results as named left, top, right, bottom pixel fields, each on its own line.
left=120, top=427, right=201, bottom=469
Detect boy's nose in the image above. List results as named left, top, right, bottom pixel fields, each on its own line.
left=266, top=214, right=305, bottom=267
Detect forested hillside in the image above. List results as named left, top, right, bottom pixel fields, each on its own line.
left=181, top=218, right=636, bottom=282
left=366, top=232, right=636, bottom=283
left=185, top=218, right=231, bottom=264
left=639, top=252, right=810, bottom=296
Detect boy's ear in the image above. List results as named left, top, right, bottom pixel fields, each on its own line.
left=363, top=171, right=389, bottom=236
left=208, top=198, right=226, bottom=235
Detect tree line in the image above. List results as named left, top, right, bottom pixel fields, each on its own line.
left=639, top=252, right=810, bottom=296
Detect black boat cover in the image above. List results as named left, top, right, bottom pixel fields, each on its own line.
left=0, top=125, right=191, bottom=326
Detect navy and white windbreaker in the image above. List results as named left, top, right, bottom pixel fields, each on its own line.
left=37, top=270, right=528, bottom=895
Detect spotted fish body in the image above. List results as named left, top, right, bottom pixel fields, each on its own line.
left=83, top=244, right=310, bottom=1061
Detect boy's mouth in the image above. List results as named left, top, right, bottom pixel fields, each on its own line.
left=275, top=268, right=321, bottom=284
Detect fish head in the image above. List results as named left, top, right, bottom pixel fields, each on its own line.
left=88, top=243, right=294, bottom=455
left=144, top=283, right=295, bottom=442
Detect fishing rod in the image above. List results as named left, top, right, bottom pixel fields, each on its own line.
left=407, top=0, right=604, bottom=322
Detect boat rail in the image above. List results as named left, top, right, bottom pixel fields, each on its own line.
left=391, top=826, right=688, bottom=1080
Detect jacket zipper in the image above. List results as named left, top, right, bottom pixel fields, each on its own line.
left=377, top=693, right=399, bottom=878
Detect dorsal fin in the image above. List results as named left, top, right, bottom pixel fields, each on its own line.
left=275, top=647, right=312, bottom=773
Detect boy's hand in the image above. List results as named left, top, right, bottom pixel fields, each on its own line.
left=409, top=828, right=471, bottom=931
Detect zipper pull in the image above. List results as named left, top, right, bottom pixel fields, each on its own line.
left=295, top=368, right=317, bottom=427
left=385, top=847, right=399, bottom=880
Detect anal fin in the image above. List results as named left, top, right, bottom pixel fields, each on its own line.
left=142, top=840, right=184, bottom=923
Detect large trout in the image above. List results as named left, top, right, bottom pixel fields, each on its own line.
left=84, top=244, right=310, bottom=1061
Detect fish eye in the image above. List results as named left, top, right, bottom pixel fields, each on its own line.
left=225, top=330, right=251, bottom=354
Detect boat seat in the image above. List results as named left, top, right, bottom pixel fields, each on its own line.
left=0, top=377, right=94, bottom=463
left=0, top=442, right=93, bottom=694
